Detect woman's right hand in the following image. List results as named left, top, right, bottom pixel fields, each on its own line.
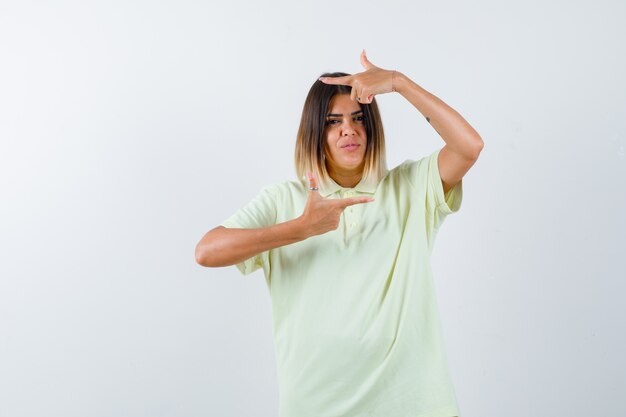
left=299, top=171, right=375, bottom=238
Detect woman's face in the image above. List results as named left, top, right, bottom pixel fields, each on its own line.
left=323, top=94, right=367, bottom=175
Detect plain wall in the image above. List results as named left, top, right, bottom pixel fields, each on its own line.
left=1, top=0, right=625, bottom=416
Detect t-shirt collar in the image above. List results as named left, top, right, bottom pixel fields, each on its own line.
left=317, top=171, right=384, bottom=197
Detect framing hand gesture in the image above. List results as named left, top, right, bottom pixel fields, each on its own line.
left=319, top=49, right=396, bottom=104
left=299, top=171, right=375, bottom=237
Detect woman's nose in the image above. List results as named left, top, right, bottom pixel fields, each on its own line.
left=342, top=121, right=357, bottom=135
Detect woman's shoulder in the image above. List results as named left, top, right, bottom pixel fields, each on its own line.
left=388, top=150, right=439, bottom=176
left=257, top=178, right=306, bottom=197
left=384, top=159, right=420, bottom=179
left=379, top=151, right=439, bottom=191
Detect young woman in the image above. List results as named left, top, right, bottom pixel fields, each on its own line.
left=196, top=50, right=483, bottom=417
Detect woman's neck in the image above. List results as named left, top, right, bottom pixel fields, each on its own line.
left=328, top=166, right=363, bottom=188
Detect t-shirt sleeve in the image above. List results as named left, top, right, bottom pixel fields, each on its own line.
left=401, top=147, right=463, bottom=231
left=218, top=184, right=279, bottom=276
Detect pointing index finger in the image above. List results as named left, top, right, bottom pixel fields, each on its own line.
left=340, top=196, right=375, bottom=207
left=319, top=75, right=352, bottom=86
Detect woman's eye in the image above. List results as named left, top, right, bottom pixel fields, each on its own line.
left=326, top=117, right=364, bottom=126
left=326, top=116, right=365, bottom=125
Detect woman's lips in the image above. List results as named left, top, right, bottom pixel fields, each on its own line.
left=341, top=144, right=360, bottom=151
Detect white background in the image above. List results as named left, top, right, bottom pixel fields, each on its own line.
left=1, top=1, right=625, bottom=416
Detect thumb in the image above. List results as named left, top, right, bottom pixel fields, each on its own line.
left=306, top=171, right=321, bottom=195
left=360, top=49, right=378, bottom=70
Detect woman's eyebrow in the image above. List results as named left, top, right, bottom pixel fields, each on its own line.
left=327, top=110, right=364, bottom=117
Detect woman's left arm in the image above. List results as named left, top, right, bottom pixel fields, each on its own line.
left=393, top=71, right=484, bottom=193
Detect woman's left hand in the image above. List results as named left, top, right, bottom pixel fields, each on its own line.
left=319, top=49, right=396, bottom=104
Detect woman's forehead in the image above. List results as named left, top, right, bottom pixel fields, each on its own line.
left=328, top=95, right=361, bottom=116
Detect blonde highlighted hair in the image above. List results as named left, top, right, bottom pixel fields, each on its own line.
left=294, top=72, right=388, bottom=188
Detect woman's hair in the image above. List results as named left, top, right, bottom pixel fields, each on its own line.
left=294, top=72, right=388, bottom=188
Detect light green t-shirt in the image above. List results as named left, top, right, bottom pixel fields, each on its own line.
left=220, top=148, right=463, bottom=417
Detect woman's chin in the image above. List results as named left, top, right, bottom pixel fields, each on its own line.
left=326, top=155, right=365, bottom=173
left=338, top=159, right=365, bottom=171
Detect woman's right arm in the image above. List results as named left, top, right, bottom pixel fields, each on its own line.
left=196, top=173, right=375, bottom=268
left=195, top=217, right=309, bottom=267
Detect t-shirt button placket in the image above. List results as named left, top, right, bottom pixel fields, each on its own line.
left=345, top=190, right=355, bottom=228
